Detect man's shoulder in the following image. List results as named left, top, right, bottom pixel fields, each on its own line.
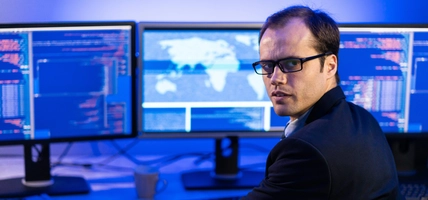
left=293, top=99, right=383, bottom=146
left=344, top=100, right=380, bottom=124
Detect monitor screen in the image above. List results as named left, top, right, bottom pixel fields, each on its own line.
left=339, top=24, right=428, bottom=136
left=0, top=22, right=138, bottom=197
left=0, top=22, right=138, bottom=145
left=140, top=22, right=283, bottom=138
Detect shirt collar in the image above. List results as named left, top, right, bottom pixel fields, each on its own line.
left=282, top=107, right=313, bottom=139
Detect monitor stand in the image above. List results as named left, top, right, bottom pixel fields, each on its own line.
left=0, top=143, right=90, bottom=198
left=182, top=136, right=264, bottom=190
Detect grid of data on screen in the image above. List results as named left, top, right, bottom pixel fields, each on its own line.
left=339, top=27, right=428, bottom=133
left=0, top=25, right=133, bottom=141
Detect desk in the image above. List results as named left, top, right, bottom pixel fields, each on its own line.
left=0, top=154, right=267, bottom=200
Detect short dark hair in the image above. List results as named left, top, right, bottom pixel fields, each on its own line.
left=259, top=5, right=340, bottom=83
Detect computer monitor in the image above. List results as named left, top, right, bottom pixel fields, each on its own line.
left=339, top=24, right=428, bottom=174
left=139, top=22, right=428, bottom=189
left=139, top=22, right=276, bottom=190
left=0, top=22, right=138, bottom=197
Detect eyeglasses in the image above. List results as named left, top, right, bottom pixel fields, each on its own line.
left=252, top=52, right=333, bottom=75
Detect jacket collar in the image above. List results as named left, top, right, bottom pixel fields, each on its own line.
left=305, top=86, right=346, bottom=125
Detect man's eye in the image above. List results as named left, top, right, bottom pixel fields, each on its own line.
left=281, top=59, right=299, bottom=68
left=261, top=62, right=273, bottom=68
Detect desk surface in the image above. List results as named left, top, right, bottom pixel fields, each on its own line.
left=0, top=154, right=267, bottom=200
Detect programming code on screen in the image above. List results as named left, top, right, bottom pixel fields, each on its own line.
left=0, top=25, right=134, bottom=141
left=339, top=31, right=407, bottom=132
left=141, top=26, right=428, bottom=134
left=339, top=27, right=428, bottom=133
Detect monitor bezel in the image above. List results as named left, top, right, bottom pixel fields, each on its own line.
left=0, top=21, right=140, bottom=145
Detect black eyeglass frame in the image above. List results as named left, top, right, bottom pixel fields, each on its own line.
left=252, top=52, right=333, bottom=75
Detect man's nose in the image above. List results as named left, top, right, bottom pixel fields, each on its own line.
left=270, top=65, right=286, bottom=85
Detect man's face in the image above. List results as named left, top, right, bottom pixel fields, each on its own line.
left=259, top=18, right=337, bottom=121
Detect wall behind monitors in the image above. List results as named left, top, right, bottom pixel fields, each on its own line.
left=140, top=23, right=428, bottom=137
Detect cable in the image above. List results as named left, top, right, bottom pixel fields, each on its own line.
left=192, top=152, right=214, bottom=165
left=51, top=139, right=211, bottom=171
left=97, top=139, right=212, bottom=168
left=51, top=142, right=73, bottom=168
left=153, top=152, right=212, bottom=168
left=52, top=138, right=142, bottom=171
left=53, top=151, right=212, bottom=173
left=54, top=161, right=135, bottom=172
left=96, top=138, right=141, bottom=166
left=51, top=139, right=270, bottom=172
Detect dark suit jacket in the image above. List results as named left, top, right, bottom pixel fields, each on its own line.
left=243, top=86, right=400, bottom=199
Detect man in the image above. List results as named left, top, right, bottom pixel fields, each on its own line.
left=243, top=5, right=400, bottom=199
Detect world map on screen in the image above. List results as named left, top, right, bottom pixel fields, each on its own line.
left=143, top=30, right=270, bottom=102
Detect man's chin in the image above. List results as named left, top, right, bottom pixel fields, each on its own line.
left=273, top=108, right=292, bottom=117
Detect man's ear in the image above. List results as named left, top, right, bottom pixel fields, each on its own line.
left=325, top=54, right=337, bottom=78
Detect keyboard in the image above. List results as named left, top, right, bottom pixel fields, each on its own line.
left=208, top=197, right=242, bottom=200
left=401, top=182, right=428, bottom=200
left=207, top=182, right=425, bottom=200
